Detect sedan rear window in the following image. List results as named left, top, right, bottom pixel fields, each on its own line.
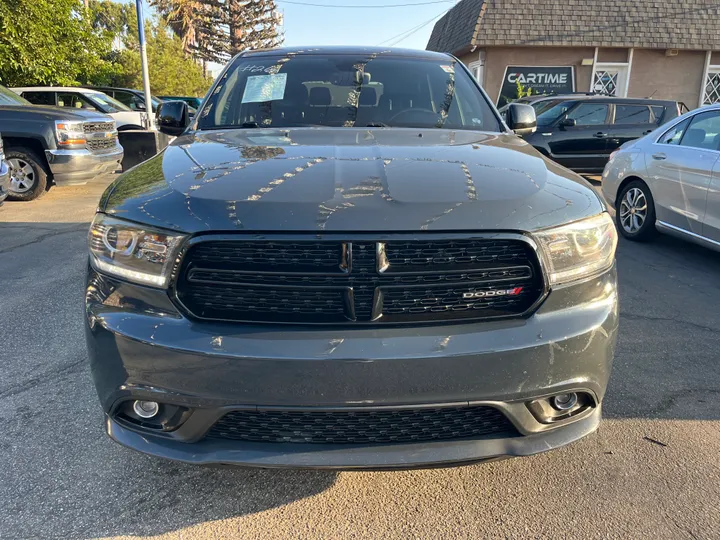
left=198, top=55, right=501, bottom=132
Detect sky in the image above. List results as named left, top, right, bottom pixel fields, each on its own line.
left=129, top=0, right=459, bottom=76
left=276, top=0, right=458, bottom=50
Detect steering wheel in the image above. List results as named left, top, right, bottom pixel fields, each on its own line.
left=388, top=108, right=439, bottom=124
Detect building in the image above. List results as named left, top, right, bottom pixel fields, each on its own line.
left=426, top=0, right=720, bottom=108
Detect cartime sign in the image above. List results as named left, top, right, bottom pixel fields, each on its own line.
left=498, top=66, right=575, bottom=106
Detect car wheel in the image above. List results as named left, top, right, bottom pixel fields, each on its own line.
left=6, top=147, right=49, bottom=201
left=617, top=180, right=657, bottom=241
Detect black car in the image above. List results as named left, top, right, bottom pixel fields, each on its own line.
left=517, top=96, right=686, bottom=174
left=84, top=46, right=618, bottom=469
left=82, top=86, right=163, bottom=113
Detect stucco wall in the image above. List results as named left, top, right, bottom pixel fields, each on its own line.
left=597, top=48, right=629, bottom=63
left=628, top=49, right=706, bottom=108
left=461, top=47, right=594, bottom=104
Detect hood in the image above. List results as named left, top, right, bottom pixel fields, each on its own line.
left=0, top=104, right=114, bottom=122
left=101, top=128, right=603, bottom=234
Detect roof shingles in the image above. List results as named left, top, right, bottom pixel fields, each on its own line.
left=427, top=0, right=720, bottom=53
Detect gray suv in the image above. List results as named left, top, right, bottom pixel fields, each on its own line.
left=85, top=47, right=618, bottom=469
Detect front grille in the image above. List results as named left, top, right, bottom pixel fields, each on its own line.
left=175, top=236, right=545, bottom=325
left=83, top=121, right=115, bottom=133
left=206, top=406, right=519, bottom=444
left=86, top=138, right=117, bottom=151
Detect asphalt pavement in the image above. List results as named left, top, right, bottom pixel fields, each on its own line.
left=1, top=179, right=719, bottom=539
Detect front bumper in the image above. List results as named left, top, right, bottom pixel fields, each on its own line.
left=45, top=146, right=123, bottom=185
left=106, top=406, right=601, bottom=469
left=85, top=266, right=618, bottom=469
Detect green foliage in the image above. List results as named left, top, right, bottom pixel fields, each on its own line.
left=515, top=80, right=535, bottom=99
left=0, top=0, right=213, bottom=96
left=0, top=0, right=114, bottom=86
left=110, top=20, right=214, bottom=96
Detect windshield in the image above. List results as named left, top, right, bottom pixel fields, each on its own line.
left=198, top=55, right=501, bottom=131
left=536, top=100, right=575, bottom=124
left=0, top=85, right=31, bottom=106
left=84, top=92, right=131, bottom=113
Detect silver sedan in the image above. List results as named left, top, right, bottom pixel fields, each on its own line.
left=602, top=104, right=720, bottom=251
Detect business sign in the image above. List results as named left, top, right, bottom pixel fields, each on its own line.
left=497, top=66, right=575, bottom=106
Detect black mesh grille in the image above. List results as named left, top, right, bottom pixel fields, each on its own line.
left=176, top=237, right=544, bottom=325
left=206, top=406, right=519, bottom=444
left=384, top=240, right=529, bottom=272
left=190, top=241, right=342, bottom=273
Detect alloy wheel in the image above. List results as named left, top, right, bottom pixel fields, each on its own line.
left=8, top=158, right=36, bottom=193
left=619, top=187, right=647, bottom=234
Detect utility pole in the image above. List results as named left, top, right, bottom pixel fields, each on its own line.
left=135, top=0, right=155, bottom=130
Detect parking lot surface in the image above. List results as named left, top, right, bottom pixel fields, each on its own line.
left=1, top=179, right=719, bottom=539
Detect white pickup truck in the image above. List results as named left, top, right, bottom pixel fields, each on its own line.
left=11, top=87, right=148, bottom=131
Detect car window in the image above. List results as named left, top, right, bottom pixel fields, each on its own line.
left=531, top=99, right=562, bottom=115
left=21, top=91, right=55, bottom=106
left=57, top=92, right=96, bottom=111
left=567, top=103, right=609, bottom=125
left=113, top=90, right=143, bottom=111
left=85, top=92, right=130, bottom=113
left=199, top=55, right=502, bottom=131
left=614, top=105, right=652, bottom=124
left=0, top=86, right=32, bottom=105
left=650, top=106, right=666, bottom=124
left=679, top=111, right=720, bottom=151
left=658, top=118, right=690, bottom=145
left=535, top=100, right=575, bottom=124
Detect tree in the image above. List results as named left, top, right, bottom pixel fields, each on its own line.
left=228, top=0, right=282, bottom=56
left=0, top=0, right=114, bottom=86
left=112, top=19, right=214, bottom=96
left=152, top=0, right=283, bottom=63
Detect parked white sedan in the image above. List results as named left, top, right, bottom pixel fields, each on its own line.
left=602, top=104, right=720, bottom=251
left=11, top=87, right=148, bottom=131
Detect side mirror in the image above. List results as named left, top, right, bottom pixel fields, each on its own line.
left=156, top=100, right=190, bottom=136
left=559, top=116, right=577, bottom=128
left=506, top=103, right=537, bottom=136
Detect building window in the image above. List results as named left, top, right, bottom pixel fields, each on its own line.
left=467, top=50, right=485, bottom=86
left=703, top=68, right=720, bottom=105
left=591, top=53, right=631, bottom=98
left=593, top=70, right=619, bottom=95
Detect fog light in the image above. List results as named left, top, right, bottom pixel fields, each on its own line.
left=133, top=400, right=159, bottom=418
left=552, top=393, right=578, bottom=411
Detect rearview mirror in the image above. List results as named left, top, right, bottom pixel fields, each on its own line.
left=559, top=116, right=577, bottom=128
left=156, top=100, right=190, bottom=136
left=506, top=103, right=537, bottom=136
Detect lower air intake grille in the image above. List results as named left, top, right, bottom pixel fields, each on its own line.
left=175, top=236, right=545, bottom=325
left=206, top=406, right=519, bottom=444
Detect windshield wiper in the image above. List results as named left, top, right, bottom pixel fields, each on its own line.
left=240, top=122, right=260, bottom=128
left=365, top=122, right=389, bottom=127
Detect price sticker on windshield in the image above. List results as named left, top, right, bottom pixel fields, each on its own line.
left=241, top=73, right=288, bottom=103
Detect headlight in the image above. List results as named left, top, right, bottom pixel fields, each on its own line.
left=55, top=120, right=86, bottom=149
left=534, top=213, right=617, bottom=286
left=88, top=214, right=186, bottom=288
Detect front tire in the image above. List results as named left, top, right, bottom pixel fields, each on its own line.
left=617, top=180, right=657, bottom=241
left=6, top=147, right=49, bottom=201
